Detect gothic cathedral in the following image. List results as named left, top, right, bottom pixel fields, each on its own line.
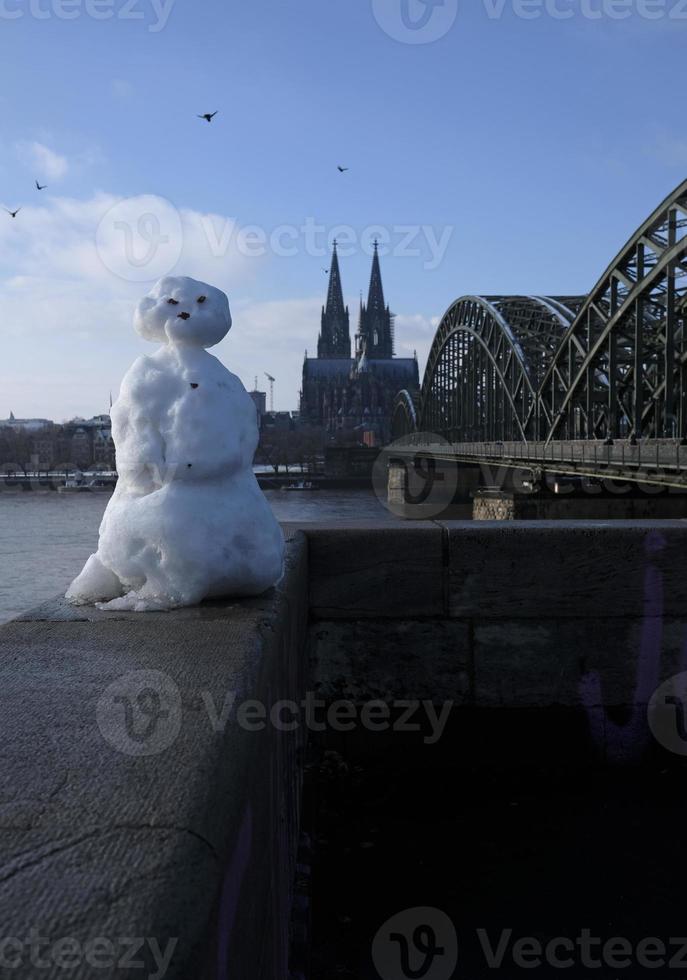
left=300, top=242, right=419, bottom=442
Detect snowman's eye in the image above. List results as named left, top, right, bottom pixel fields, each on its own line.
left=197, top=296, right=207, bottom=304
left=167, top=298, right=179, bottom=305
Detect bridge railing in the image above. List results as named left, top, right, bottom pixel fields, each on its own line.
left=402, top=438, right=687, bottom=477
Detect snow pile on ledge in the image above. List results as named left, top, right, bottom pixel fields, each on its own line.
left=67, top=275, right=284, bottom=611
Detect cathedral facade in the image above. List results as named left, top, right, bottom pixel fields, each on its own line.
left=300, top=242, right=419, bottom=443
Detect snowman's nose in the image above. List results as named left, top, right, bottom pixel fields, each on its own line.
left=177, top=312, right=191, bottom=320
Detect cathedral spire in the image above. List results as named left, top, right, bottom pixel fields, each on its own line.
left=325, top=240, right=345, bottom=320
left=366, top=240, right=386, bottom=316
left=317, top=240, right=351, bottom=358
left=357, top=240, right=394, bottom=358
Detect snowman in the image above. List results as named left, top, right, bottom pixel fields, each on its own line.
left=66, top=275, right=284, bottom=611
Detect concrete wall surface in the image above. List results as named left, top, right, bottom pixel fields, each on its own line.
left=0, top=532, right=309, bottom=980
left=2, top=520, right=687, bottom=977
left=305, top=521, right=687, bottom=765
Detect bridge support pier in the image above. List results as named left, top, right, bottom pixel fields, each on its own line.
left=472, top=487, right=687, bottom=520
left=387, top=458, right=479, bottom=519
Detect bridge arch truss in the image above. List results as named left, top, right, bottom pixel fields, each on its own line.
left=406, top=295, right=583, bottom=442
left=393, top=180, right=687, bottom=445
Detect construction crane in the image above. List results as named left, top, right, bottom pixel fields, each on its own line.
left=264, top=373, right=275, bottom=412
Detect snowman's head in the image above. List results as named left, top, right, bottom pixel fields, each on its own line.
left=134, top=276, right=231, bottom=348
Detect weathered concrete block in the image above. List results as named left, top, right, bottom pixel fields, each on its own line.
left=0, top=534, right=309, bottom=980
left=474, top=617, right=686, bottom=708
left=309, top=619, right=471, bottom=703
left=307, top=523, right=445, bottom=619
left=441, top=521, right=687, bottom=620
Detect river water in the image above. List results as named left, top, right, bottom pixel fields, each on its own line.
left=0, top=489, right=394, bottom=624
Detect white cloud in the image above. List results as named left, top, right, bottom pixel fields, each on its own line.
left=0, top=193, right=273, bottom=415
left=0, top=192, right=440, bottom=417
left=0, top=193, right=259, bottom=291
left=224, top=297, right=323, bottom=407
left=394, top=312, right=441, bottom=376
left=15, top=141, right=69, bottom=182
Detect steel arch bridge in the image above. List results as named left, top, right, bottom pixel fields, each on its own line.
left=393, top=180, right=687, bottom=448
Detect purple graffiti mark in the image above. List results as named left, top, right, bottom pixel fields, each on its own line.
left=579, top=530, right=667, bottom=764
left=216, top=803, right=253, bottom=980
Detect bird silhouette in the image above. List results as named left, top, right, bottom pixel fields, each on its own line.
left=322, top=268, right=329, bottom=274
left=198, top=111, right=218, bottom=123
left=337, top=166, right=349, bottom=172
left=35, top=180, right=47, bottom=191
left=5, top=208, right=21, bottom=218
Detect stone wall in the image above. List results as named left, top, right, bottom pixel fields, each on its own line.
left=0, top=532, right=309, bottom=980
left=3, top=521, right=687, bottom=977
left=305, top=521, right=687, bottom=766
left=472, top=488, right=687, bottom=520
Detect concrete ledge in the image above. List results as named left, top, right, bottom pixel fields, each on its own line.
left=310, top=619, right=472, bottom=703
left=441, top=520, right=687, bottom=619
left=305, top=522, right=445, bottom=619
left=0, top=533, right=309, bottom=980
left=302, top=519, right=687, bottom=621
left=299, top=522, right=687, bottom=766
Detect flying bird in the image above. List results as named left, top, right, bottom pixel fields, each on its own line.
left=198, top=111, right=218, bottom=123
left=322, top=268, right=329, bottom=274
left=337, top=166, right=349, bottom=172
left=35, top=180, right=47, bottom=190
left=4, top=208, right=21, bottom=218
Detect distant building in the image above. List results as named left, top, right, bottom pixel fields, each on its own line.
left=70, top=428, right=92, bottom=468
left=92, top=425, right=116, bottom=470
left=0, top=412, right=115, bottom=470
left=263, top=411, right=295, bottom=431
left=78, top=414, right=113, bottom=429
left=0, top=411, right=53, bottom=432
left=300, top=241, right=419, bottom=443
left=248, top=389, right=267, bottom=426
left=31, top=428, right=58, bottom=468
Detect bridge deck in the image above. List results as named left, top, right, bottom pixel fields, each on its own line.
left=394, top=439, right=687, bottom=489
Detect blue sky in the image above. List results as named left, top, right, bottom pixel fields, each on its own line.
left=0, top=0, right=685, bottom=416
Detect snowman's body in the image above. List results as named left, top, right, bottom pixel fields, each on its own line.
left=67, top=276, right=284, bottom=611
